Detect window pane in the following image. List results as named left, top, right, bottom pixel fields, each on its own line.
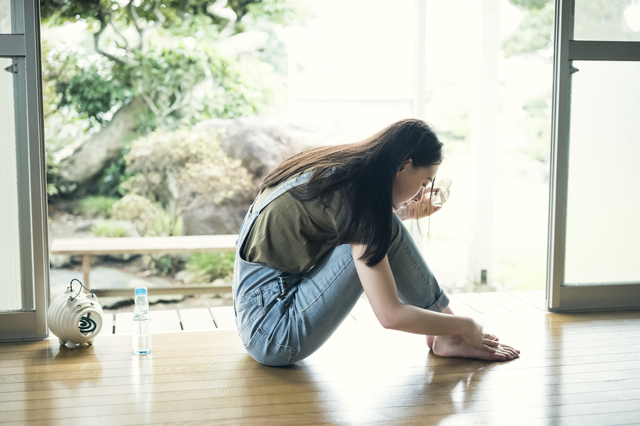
left=564, top=61, right=640, bottom=285
left=0, top=0, right=24, bottom=34
left=0, top=57, right=24, bottom=310
left=574, top=0, right=640, bottom=41
left=290, top=0, right=414, bottom=141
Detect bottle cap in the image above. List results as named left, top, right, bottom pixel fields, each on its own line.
left=135, top=287, right=148, bottom=296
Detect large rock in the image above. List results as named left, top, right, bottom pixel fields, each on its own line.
left=182, top=203, right=249, bottom=236
left=195, top=117, right=339, bottom=180
left=185, top=117, right=338, bottom=235
left=56, top=97, right=149, bottom=195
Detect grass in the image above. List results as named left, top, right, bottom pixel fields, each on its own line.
left=186, top=252, right=236, bottom=283
left=75, top=196, right=119, bottom=218
left=91, top=221, right=129, bottom=238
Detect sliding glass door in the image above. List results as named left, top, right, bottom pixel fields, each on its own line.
left=0, top=0, right=49, bottom=340
left=548, top=0, right=640, bottom=310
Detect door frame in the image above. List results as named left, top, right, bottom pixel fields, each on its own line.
left=547, top=0, right=640, bottom=312
left=0, top=0, right=49, bottom=341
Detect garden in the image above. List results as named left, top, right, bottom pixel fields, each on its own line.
left=43, top=0, right=316, bottom=308
left=43, top=0, right=639, bottom=309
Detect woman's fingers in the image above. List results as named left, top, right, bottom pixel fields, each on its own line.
left=498, top=343, right=521, bottom=354
left=496, top=346, right=520, bottom=359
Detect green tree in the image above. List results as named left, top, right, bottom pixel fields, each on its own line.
left=505, top=0, right=637, bottom=57
left=41, top=0, right=303, bottom=197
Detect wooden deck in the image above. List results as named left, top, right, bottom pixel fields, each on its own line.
left=96, top=291, right=548, bottom=335
left=1, top=290, right=640, bottom=425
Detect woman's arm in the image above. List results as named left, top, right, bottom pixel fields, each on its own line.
left=350, top=244, right=497, bottom=352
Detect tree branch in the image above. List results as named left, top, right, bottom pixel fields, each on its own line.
left=108, top=11, right=130, bottom=50
left=138, top=81, right=161, bottom=117
left=151, top=0, right=166, bottom=28
left=181, top=0, right=192, bottom=19
left=94, top=10, right=136, bottom=65
left=161, top=89, right=192, bottom=121
left=127, top=0, right=145, bottom=52
left=207, top=0, right=238, bottom=38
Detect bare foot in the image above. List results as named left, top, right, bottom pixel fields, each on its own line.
left=431, top=334, right=520, bottom=361
left=427, top=333, right=497, bottom=350
left=427, top=335, right=435, bottom=349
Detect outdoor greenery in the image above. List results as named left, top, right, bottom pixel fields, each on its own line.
left=123, top=128, right=255, bottom=234
left=186, top=252, right=236, bottom=283
left=75, top=195, right=119, bottom=218
left=46, top=0, right=635, bottom=291
left=41, top=0, right=303, bottom=198
left=91, top=220, right=130, bottom=238
left=42, top=0, right=307, bottom=284
left=110, top=193, right=179, bottom=236
left=505, top=0, right=635, bottom=58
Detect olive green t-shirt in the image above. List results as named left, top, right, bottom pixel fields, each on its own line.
left=241, top=181, right=343, bottom=274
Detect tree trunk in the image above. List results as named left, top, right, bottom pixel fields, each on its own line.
left=57, top=97, right=148, bottom=196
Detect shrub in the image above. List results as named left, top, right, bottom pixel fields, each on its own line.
left=111, top=194, right=169, bottom=236
left=75, top=196, right=119, bottom=218
left=144, top=254, right=182, bottom=277
left=91, top=221, right=129, bottom=238
left=186, top=252, right=236, bottom=283
left=123, top=128, right=255, bottom=226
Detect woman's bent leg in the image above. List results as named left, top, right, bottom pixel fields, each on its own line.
left=283, top=216, right=447, bottom=364
left=288, top=244, right=363, bottom=362
left=243, top=244, right=363, bottom=366
left=385, top=216, right=519, bottom=360
left=386, top=214, right=450, bottom=311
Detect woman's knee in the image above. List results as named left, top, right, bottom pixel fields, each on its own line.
left=391, top=213, right=408, bottom=242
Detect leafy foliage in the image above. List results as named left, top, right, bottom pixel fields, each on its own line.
left=97, top=155, right=134, bottom=197
left=186, top=252, right=236, bottom=282
left=505, top=0, right=637, bottom=57
left=91, top=221, right=130, bottom=238
left=519, top=95, right=552, bottom=163
left=123, top=128, right=255, bottom=218
left=110, top=193, right=180, bottom=236
left=503, top=1, right=554, bottom=58
left=144, top=254, right=181, bottom=276
left=57, top=56, right=132, bottom=124
left=75, top=196, right=119, bottom=218
left=41, top=0, right=300, bottom=198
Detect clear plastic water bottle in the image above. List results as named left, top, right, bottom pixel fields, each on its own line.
left=132, top=286, right=151, bottom=355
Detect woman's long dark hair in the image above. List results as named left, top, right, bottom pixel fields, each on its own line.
left=261, top=118, right=444, bottom=267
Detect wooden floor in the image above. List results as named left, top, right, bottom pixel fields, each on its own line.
left=98, top=291, right=549, bottom=335
left=1, top=291, right=640, bottom=425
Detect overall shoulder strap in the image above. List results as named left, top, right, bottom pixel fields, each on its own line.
left=252, top=171, right=313, bottom=215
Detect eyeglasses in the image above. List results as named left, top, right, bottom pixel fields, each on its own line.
left=412, top=177, right=452, bottom=203
left=430, top=177, right=452, bottom=207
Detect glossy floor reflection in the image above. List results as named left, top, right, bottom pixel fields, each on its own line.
left=0, top=296, right=639, bottom=425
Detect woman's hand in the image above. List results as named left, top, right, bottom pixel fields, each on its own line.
left=462, top=319, right=500, bottom=352
left=394, top=188, right=443, bottom=221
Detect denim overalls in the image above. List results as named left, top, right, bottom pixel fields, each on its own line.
left=232, top=172, right=450, bottom=366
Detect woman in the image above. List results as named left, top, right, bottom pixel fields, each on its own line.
left=232, top=118, right=520, bottom=366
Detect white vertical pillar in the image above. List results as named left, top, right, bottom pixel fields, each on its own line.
left=287, top=27, right=299, bottom=118
left=411, top=0, right=428, bottom=242
left=469, top=0, right=499, bottom=287
left=413, top=0, right=427, bottom=121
